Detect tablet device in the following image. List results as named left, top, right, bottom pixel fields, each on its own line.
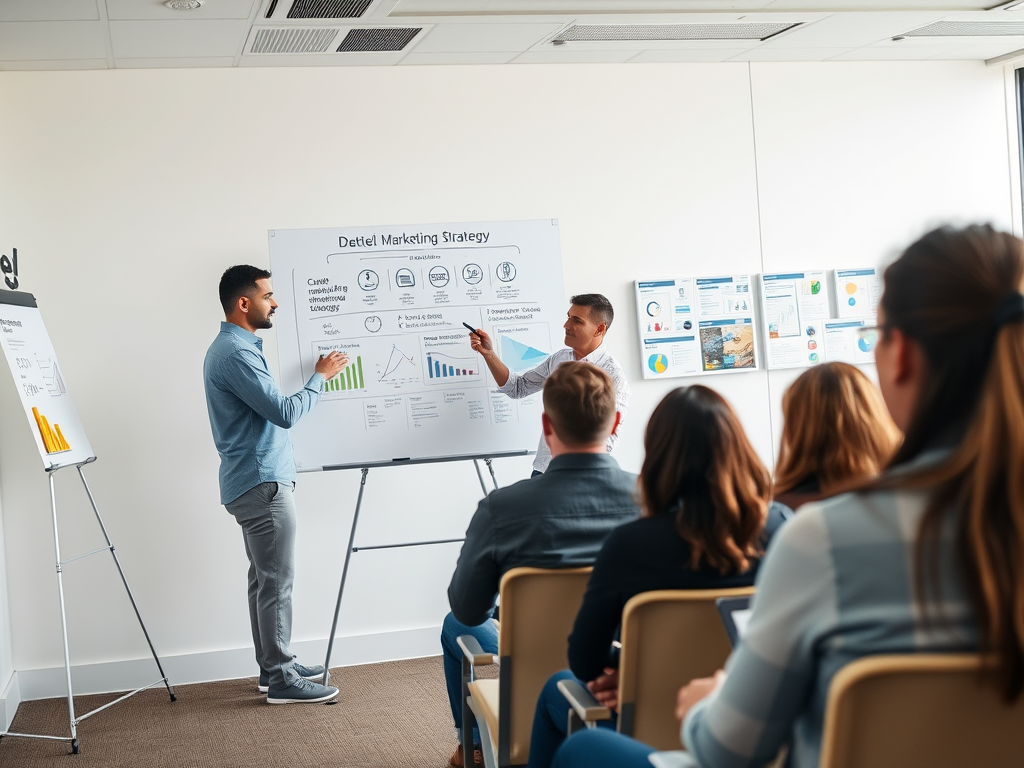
left=716, top=596, right=752, bottom=647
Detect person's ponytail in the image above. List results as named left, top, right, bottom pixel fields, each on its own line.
left=877, top=225, right=1024, bottom=703
left=923, top=316, right=1024, bottom=701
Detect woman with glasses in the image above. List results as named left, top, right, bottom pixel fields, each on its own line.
left=773, top=361, right=900, bottom=514
left=551, top=224, right=1024, bottom=768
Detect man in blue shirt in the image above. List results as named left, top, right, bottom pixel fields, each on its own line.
left=204, top=265, right=347, bottom=704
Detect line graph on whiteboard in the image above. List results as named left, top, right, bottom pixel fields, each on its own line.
left=378, top=344, right=417, bottom=384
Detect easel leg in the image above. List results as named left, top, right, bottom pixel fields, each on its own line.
left=77, top=466, right=176, bottom=703
left=473, top=460, right=490, bottom=496
left=484, top=458, right=499, bottom=491
left=48, top=472, right=79, bottom=754
left=322, top=467, right=369, bottom=686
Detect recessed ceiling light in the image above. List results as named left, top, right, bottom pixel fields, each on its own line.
left=165, top=0, right=203, bottom=9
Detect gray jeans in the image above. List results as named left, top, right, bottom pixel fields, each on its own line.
left=226, top=481, right=298, bottom=688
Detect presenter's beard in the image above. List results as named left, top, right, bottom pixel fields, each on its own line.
left=255, top=310, right=275, bottom=330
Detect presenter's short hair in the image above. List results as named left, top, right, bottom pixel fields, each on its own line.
left=570, top=293, right=614, bottom=330
left=543, top=362, right=617, bottom=447
left=220, top=265, right=272, bottom=314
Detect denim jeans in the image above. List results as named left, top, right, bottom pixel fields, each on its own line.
left=226, top=481, right=298, bottom=688
left=440, top=611, right=499, bottom=738
left=551, top=728, right=655, bottom=768
left=527, top=670, right=616, bottom=768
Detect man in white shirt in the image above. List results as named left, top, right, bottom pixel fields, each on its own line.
left=469, top=294, right=630, bottom=475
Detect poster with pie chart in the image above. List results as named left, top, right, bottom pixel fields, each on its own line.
left=834, top=268, right=881, bottom=319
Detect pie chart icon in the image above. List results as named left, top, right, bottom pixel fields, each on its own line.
left=648, top=354, right=668, bottom=374
left=646, top=301, right=662, bottom=318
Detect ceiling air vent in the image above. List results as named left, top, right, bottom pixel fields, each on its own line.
left=904, top=21, right=1024, bottom=37
left=288, top=0, right=373, bottom=18
left=552, top=23, right=799, bottom=43
left=251, top=27, right=339, bottom=53
left=336, top=27, right=421, bottom=52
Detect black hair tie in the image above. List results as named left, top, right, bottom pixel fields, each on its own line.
left=994, top=292, right=1024, bottom=329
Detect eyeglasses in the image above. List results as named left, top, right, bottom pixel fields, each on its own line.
left=854, top=324, right=889, bottom=350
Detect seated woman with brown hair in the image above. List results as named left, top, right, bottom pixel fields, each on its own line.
left=525, top=385, right=788, bottom=768
left=773, top=361, right=901, bottom=514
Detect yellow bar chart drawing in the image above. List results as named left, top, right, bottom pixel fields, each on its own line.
left=32, top=406, right=71, bottom=454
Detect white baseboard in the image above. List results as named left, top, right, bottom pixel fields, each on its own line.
left=13, top=624, right=443, bottom=703
left=1, top=671, right=21, bottom=730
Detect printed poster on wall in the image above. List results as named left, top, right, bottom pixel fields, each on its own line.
left=822, top=318, right=876, bottom=365
left=759, top=271, right=828, bottom=370
left=834, top=268, right=881, bottom=319
left=635, top=275, right=758, bottom=380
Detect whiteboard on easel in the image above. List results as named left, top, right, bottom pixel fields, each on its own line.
left=268, top=219, right=567, bottom=471
left=0, top=292, right=95, bottom=469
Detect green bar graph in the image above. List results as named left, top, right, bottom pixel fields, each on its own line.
left=321, top=355, right=364, bottom=393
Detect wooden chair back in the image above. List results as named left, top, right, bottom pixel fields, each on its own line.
left=617, top=587, right=755, bottom=749
left=819, top=654, right=1024, bottom=768
left=496, top=566, right=592, bottom=766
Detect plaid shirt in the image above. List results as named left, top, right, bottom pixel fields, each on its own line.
left=682, top=451, right=978, bottom=768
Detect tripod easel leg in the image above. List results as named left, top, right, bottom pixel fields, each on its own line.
left=321, top=467, right=369, bottom=686
left=49, top=471, right=79, bottom=753
left=77, top=466, right=176, bottom=703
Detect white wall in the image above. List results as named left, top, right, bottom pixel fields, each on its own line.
left=0, top=60, right=1015, bottom=701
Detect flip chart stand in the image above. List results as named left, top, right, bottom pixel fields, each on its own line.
left=320, top=456, right=504, bottom=684
left=0, top=461, right=175, bottom=754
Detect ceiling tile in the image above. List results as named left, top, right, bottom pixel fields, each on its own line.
left=629, top=49, right=746, bottom=63
left=730, top=47, right=853, bottom=61
left=0, top=58, right=108, bottom=71
left=109, top=20, right=251, bottom=58
left=830, top=44, right=966, bottom=61
left=0, top=22, right=108, bottom=60
left=106, top=0, right=258, bottom=21
left=0, top=1, right=98, bottom=22
left=239, top=51, right=407, bottom=65
left=398, top=51, right=517, bottom=64
left=761, top=13, right=946, bottom=48
left=414, top=22, right=561, bottom=52
left=927, top=38, right=1024, bottom=59
left=115, top=57, right=237, bottom=69
left=511, top=49, right=636, bottom=63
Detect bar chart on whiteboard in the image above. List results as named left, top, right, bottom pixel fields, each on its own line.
left=269, top=219, right=566, bottom=470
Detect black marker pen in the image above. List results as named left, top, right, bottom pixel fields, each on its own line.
left=462, top=322, right=478, bottom=333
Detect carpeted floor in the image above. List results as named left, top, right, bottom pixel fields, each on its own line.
left=0, top=656, right=467, bottom=768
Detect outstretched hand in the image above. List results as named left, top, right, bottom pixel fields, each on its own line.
left=315, top=350, right=349, bottom=380
left=469, top=328, right=494, bottom=355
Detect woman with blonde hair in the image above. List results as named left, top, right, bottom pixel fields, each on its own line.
left=552, top=223, right=1024, bottom=768
left=773, top=362, right=901, bottom=512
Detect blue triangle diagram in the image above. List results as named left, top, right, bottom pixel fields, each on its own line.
left=502, top=336, right=549, bottom=371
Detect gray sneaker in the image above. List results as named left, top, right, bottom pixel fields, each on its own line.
left=258, top=662, right=328, bottom=693
left=266, top=677, right=339, bottom=704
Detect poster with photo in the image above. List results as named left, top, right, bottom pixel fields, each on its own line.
left=634, top=275, right=758, bottom=380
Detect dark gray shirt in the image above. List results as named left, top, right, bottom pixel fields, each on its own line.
left=447, top=452, right=641, bottom=626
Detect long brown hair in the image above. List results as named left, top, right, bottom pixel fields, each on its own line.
left=639, top=386, right=771, bottom=574
left=877, top=224, right=1024, bottom=701
left=774, top=362, right=901, bottom=498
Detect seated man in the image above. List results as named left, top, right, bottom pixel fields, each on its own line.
left=442, top=362, right=641, bottom=767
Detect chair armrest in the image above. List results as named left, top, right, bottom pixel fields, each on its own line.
left=457, top=634, right=495, bottom=666
left=557, top=679, right=612, bottom=722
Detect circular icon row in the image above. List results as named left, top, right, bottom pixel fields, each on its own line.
left=356, top=262, right=517, bottom=292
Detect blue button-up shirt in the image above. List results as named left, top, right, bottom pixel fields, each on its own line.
left=204, top=322, right=324, bottom=504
